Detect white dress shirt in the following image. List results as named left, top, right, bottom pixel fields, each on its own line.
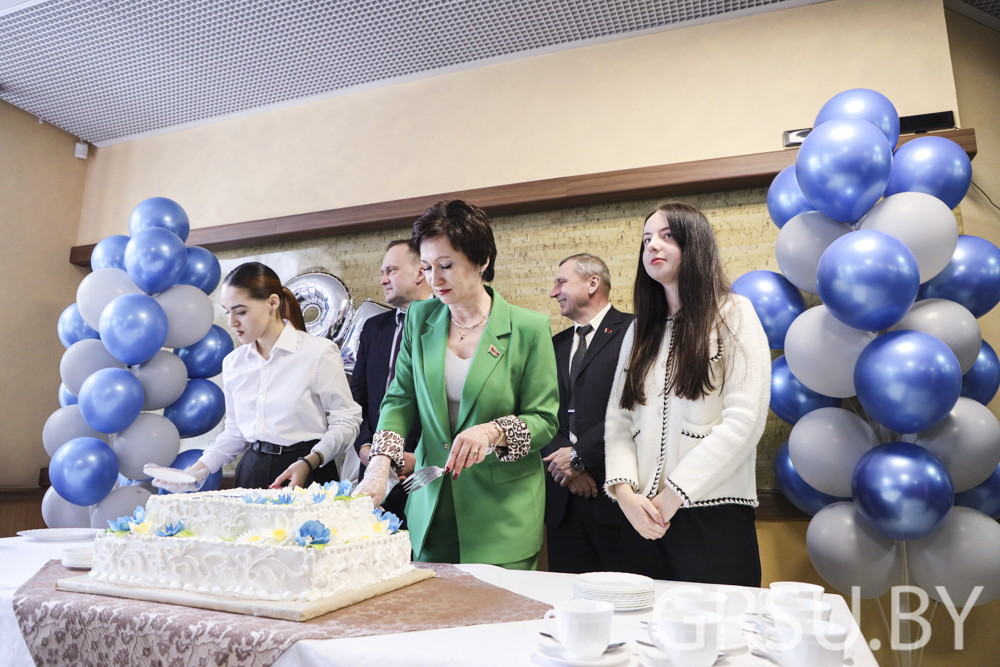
left=199, top=324, right=363, bottom=474
left=567, top=302, right=612, bottom=444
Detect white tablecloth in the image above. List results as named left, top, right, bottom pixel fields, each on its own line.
left=0, top=536, right=877, bottom=667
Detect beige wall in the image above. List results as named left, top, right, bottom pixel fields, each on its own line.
left=0, top=101, right=90, bottom=487
left=76, top=0, right=958, bottom=244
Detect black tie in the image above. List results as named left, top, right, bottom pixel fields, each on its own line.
left=386, top=311, right=405, bottom=390
left=568, top=324, right=593, bottom=437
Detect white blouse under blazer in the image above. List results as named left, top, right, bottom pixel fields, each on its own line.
left=603, top=295, right=771, bottom=508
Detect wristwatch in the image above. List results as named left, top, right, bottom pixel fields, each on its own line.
left=570, top=449, right=585, bottom=472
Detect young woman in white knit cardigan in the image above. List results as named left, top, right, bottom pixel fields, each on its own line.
left=604, top=202, right=771, bottom=586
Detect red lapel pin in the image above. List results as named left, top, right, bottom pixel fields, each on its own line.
left=488, top=345, right=500, bottom=358
left=604, top=328, right=612, bottom=334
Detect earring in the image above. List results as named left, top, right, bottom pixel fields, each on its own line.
left=480, top=270, right=485, bottom=277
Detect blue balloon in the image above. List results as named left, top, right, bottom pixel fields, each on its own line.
left=164, top=379, right=226, bottom=438
left=98, top=293, right=169, bottom=365
left=767, top=165, right=816, bottom=229
left=157, top=448, right=223, bottom=494
left=852, top=442, right=954, bottom=541
left=124, top=227, right=189, bottom=295
left=174, top=325, right=234, bottom=379
left=58, top=383, right=78, bottom=407
left=78, top=368, right=145, bottom=434
left=178, top=246, right=222, bottom=295
left=770, top=355, right=841, bottom=424
left=918, top=235, right=1000, bottom=319
left=775, top=441, right=849, bottom=515
left=961, top=340, right=1000, bottom=405
left=796, top=117, right=893, bottom=223
left=885, top=136, right=972, bottom=209
left=49, top=436, right=119, bottom=506
left=855, top=330, right=962, bottom=433
left=731, top=271, right=806, bottom=349
left=129, top=197, right=190, bottom=242
left=90, top=235, right=130, bottom=272
left=57, top=303, right=100, bottom=349
left=817, top=230, right=920, bottom=331
left=814, top=88, right=900, bottom=148
left=955, top=462, right=1000, bottom=519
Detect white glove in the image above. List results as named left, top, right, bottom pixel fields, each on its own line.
left=353, top=455, right=392, bottom=507
left=151, top=462, right=210, bottom=494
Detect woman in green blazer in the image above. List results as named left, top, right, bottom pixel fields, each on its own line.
left=355, top=200, right=559, bottom=569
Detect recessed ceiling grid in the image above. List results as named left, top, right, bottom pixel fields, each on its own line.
left=959, top=0, right=1000, bottom=16
left=0, top=0, right=793, bottom=144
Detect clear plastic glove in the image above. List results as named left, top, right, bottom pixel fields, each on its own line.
left=354, top=455, right=392, bottom=507
left=150, top=461, right=210, bottom=494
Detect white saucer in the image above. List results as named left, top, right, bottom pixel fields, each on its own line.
left=143, top=465, right=195, bottom=484
left=18, top=528, right=100, bottom=542
left=638, top=643, right=726, bottom=667
left=532, top=638, right=631, bottom=667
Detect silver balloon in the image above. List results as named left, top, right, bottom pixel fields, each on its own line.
left=42, top=405, right=109, bottom=457
left=76, top=268, right=143, bottom=330
left=59, top=338, right=125, bottom=396
left=909, top=506, right=1000, bottom=606
left=340, top=298, right=392, bottom=374
left=775, top=211, right=852, bottom=295
left=807, top=502, right=901, bottom=599
left=789, top=407, right=879, bottom=498
left=130, top=350, right=189, bottom=410
left=111, top=413, right=181, bottom=480
left=90, top=485, right=153, bottom=530
left=41, top=486, right=92, bottom=528
left=286, top=272, right=354, bottom=343
left=155, top=284, right=214, bottom=348
left=911, top=397, right=1000, bottom=493
left=784, top=306, right=877, bottom=398
left=889, top=299, right=982, bottom=374
left=858, top=192, right=959, bottom=283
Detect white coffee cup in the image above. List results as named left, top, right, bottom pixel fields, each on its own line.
left=765, top=617, right=847, bottom=667
left=770, top=596, right=833, bottom=623
left=651, top=608, right=721, bottom=667
left=759, top=581, right=825, bottom=611
left=670, top=590, right=729, bottom=645
left=543, top=599, right=614, bottom=661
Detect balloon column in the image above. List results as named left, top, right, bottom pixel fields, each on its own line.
left=742, top=88, right=1000, bottom=607
left=43, top=198, right=229, bottom=529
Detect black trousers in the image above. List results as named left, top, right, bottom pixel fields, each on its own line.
left=619, top=503, right=761, bottom=587
left=547, top=494, right=622, bottom=574
left=234, top=443, right=340, bottom=490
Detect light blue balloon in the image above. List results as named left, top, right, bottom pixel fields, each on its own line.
left=855, top=330, right=962, bottom=434
left=129, top=197, right=190, bottom=242
left=775, top=442, right=849, bottom=516
left=816, top=230, right=920, bottom=331
left=124, top=227, right=189, bottom=295
left=767, top=165, right=816, bottom=229
left=852, top=442, right=954, bottom=541
left=157, top=448, right=223, bottom=494
left=90, top=235, right=130, bottom=272
left=731, top=271, right=806, bottom=349
left=885, top=136, right=972, bottom=209
left=49, top=437, right=119, bottom=506
left=58, top=383, right=78, bottom=407
left=918, top=235, right=1000, bottom=319
left=796, top=117, right=893, bottom=223
left=770, top=356, right=841, bottom=424
left=955, top=462, right=1000, bottom=519
left=174, top=325, right=234, bottom=379
left=78, top=368, right=145, bottom=434
left=98, top=293, right=169, bottom=365
left=164, top=379, right=225, bottom=438
left=178, top=246, right=222, bottom=295
left=814, top=88, right=900, bottom=148
left=57, top=303, right=99, bottom=349
left=961, top=340, right=1000, bottom=406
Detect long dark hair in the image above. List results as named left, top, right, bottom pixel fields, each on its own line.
left=620, top=202, right=732, bottom=408
left=223, top=262, right=306, bottom=332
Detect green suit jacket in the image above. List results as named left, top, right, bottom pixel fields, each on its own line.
left=375, top=286, right=559, bottom=563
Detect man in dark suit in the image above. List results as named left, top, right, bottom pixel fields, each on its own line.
left=543, top=253, right=633, bottom=573
left=351, top=239, right=432, bottom=525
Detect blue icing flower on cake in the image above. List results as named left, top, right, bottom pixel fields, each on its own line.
left=107, top=505, right=145, bottom=533
left=295, top=520, right=331, bottom=548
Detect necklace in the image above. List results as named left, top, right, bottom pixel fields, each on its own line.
left=451, top=310, right=490, bottom=341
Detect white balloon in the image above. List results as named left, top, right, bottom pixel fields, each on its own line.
left=111, top=413, right=181, bottom=480
left=775, top=211, right=852, bottom=294
left=784, top=306, right=877, bottom=398
left=59, top=338, right=126, bottom=395
left=789, top=407, right=880, bottom=498
left=90, top=486, right=153, bottom=530
left=130, top=350, right=189, bottom=410
left=41, top=486, right=92, bottom=528
left=155, top=284, right=214, bottom=348
left=890, top=299, right=982, bottom=374
left=76, top=268, right=142, bottom=330
left=42, top=405, right=109, bottom=457
left=858, top=192, right=959, bottom=282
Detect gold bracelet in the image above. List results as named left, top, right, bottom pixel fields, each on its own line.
left=477, top=424, right=496, bottom=447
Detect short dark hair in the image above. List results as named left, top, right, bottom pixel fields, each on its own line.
left=411, top=200, right=497, bottom=282
left=386, top=238, right=418, bottom=257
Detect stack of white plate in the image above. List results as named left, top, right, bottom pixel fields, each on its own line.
left=573, top=572, right=655, bottom=611
left=62, top=545, right=95, bottom=570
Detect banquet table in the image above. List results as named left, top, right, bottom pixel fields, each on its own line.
left=0, top=535, right=878, bottom=667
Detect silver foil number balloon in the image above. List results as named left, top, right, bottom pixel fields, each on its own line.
left=285, top=272, right=355, bottom=343
left=340, top=299, right=392, bottom=374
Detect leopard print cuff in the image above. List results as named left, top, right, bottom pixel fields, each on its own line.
left=371, top=430, right=405, bottom=471
left=489, top=416, right=531, bottom=462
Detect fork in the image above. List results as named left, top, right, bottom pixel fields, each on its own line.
left=402, top=466, right=447, bottom=494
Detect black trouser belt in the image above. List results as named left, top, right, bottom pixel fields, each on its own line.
left=250, top=439, right=320, bottom=455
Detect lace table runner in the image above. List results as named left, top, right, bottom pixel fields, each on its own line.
left=14, top=561, right=553, bottom=667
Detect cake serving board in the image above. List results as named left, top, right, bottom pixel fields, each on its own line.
left=55, top=567, right=435, bottom=622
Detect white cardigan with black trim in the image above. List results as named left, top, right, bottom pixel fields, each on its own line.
left=603, top=294, right=771, bottom=508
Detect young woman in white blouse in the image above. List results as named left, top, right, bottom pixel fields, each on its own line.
left=154, top=262, right=362, bottom=492
left=604, top=202, right=771, bottom=586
